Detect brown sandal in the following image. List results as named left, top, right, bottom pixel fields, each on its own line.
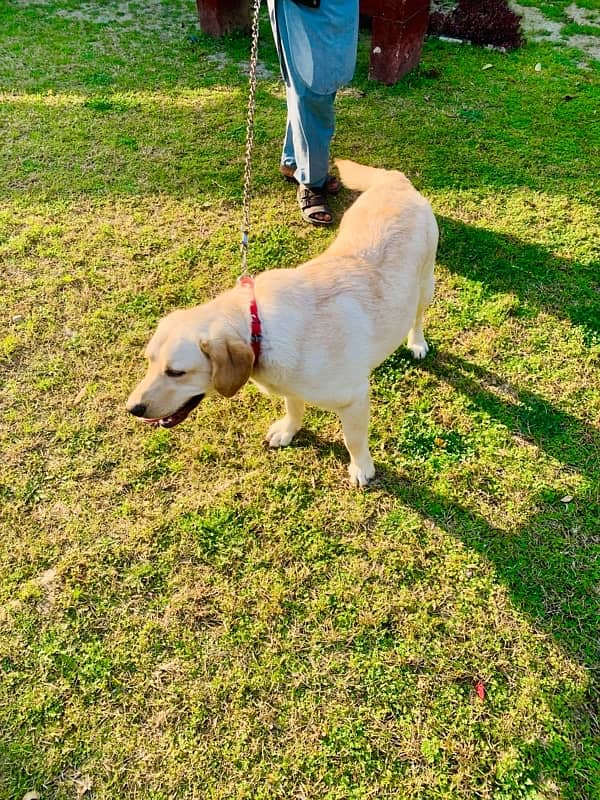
left=281, top=164, right=342, bottom=195
left=297, top=184, right=333, bottom=226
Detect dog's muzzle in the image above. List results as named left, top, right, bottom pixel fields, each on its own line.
left=129, top=394, right=205, bottom=428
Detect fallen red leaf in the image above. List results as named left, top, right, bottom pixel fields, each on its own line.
left=475, top=680, right=486, bottom=700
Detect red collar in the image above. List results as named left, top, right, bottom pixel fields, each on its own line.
left=238, top=275, right=262, bottom=366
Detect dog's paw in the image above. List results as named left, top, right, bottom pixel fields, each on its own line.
left=265, top=419, right=298, bottom=448
left=408, top=339, right=429, bottom=360
left=348, top=459, right=375, bottom=488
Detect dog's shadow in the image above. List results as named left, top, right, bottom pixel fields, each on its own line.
left=264, top=426, right=348, bottom=461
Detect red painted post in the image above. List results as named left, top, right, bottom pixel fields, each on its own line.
left=360, top=0, right=430, bottom=84
left=195, top=0, right=250, bottom=37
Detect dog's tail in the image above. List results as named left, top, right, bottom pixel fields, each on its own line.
left=334, top=159, right=404, bottom=192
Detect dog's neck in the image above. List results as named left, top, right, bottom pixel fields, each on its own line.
left=238, top=275, right=262, bottom=366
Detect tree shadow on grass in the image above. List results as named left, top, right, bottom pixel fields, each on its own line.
left=0, top=87, right=287, bottom=204
left=330, top=192, right=598, bottom=340
left=280, top=347, right=599, bottom=796
left=432, top=351, right=599, bottom=491
left=412, top=217, right=598, bottom=672
left=378, top=350, right=599, bottom=670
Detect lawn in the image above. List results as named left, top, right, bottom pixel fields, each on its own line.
left=1, top=1, right=599, bottom=798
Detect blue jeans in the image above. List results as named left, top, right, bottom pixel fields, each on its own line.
left=281, top=84, right=336, bottom=189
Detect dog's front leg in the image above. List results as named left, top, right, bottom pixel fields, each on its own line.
left=337, top=388, right=375, bottom=487
left=265, top=395, right=305, bottom=448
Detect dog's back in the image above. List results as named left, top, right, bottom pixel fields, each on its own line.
left=257, top=160, right=437, bottom=387
left=328, top=160, right=438, bottom=274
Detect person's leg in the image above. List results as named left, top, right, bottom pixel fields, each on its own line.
left=267, top=0, right=298, bottom=175
left=267, top=0, right=338, bottom=221
left=284, top=81, right=336, bottom=224
left=281, top=116, right=296, bottom=171
left=285, top=82, right=336, bottom=189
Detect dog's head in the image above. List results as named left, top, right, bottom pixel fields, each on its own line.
left=126, top=306, right=254, bottom=428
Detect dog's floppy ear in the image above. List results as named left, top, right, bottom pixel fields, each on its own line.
left=200, top=338, right=254, bottom=397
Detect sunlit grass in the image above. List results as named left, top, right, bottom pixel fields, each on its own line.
left=0, top=1, right=599, bottom=799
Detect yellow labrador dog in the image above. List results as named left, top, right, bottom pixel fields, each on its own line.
left=127, top=160, right=438, bottom=486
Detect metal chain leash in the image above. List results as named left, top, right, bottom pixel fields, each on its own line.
left=240, top=0, right=262, bottom=275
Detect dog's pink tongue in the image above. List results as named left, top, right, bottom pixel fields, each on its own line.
left=140, top=414, right=176, bottom=428
left=141, top=417, right=162, bottom=427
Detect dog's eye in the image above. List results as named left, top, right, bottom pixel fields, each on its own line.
left=165, top=368, right=186, bottom=377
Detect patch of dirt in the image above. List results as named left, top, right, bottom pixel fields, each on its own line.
left=12, top=0, right=190, bottom=37
left=511, top=2, right=600, bottom=61
left=206, top=52, right=230, bottom=70
left=511, top=3, right=563, bottom=42
left=566, top=2, right=600, bottom=27
left=52, top=0, right=185, bottom=36
left=430, top=2, right=600, bottom=61
left=14, top=0, right=275, bottom=79
left=238, top=60, right=275, bottom=79
left=208, top=52, right=274, bottom=80
left=37, top=567, right=60, bottom=615
left=567, top=34, right=600, bottom=61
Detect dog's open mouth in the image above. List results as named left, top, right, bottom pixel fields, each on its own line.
left=141, top=394, right=204, bottom=429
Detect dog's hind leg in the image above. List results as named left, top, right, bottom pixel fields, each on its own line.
left=265, top=395, right=305, bottom=448
left=407, top=264, right=435, bottom=360
left=337, top=388, right=375, bottom=487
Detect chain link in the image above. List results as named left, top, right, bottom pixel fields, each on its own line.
left=240, top=0, right=262, bottom=275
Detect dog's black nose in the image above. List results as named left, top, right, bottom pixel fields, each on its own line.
left=128, top=403, right=147, bottom=417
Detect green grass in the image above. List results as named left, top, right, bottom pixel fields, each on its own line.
left=561, top=22, right=600, bottom=37
left=1, top=1, right=599, bottom=799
